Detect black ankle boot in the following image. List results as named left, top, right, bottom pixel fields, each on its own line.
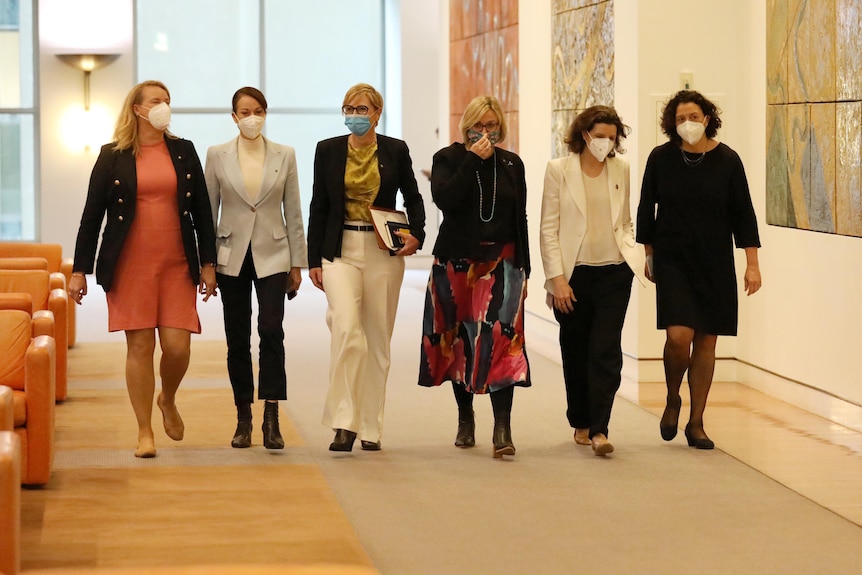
left=452, top=383, right=475, bottom=448
left=262, top=401, right=285, bottom=450
left=231, top=403, right=252, bottom=448
left=492, top=421, right=515, bottom=458
left=490, top=386, right=515, bottom=458
left=455, top=409, right=476, bottom=448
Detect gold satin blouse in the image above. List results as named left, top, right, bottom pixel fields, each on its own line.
left=343, top=141, right=380, bottom=222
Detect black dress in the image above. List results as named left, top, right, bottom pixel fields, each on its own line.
left=636, top=142, right=760, bottom=335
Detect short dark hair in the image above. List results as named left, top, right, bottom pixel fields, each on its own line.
left=565, top=105, right=630, bottom=156
left=232, top=86, right=268, bottom=113
left=660, top=90, right=721, bottom=145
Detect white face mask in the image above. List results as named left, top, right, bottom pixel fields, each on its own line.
left=585, top=132, right=613, bottom=162
left=677, top=120, right=706, bottom=146
left=140, top=102, right=171, bottom=131
left=237, top=115, right=264, bottom=139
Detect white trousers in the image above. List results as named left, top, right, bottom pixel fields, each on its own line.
left=321, top=228, right=405, bottom=442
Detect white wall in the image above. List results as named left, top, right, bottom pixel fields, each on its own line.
left=735, top=2, right=862, bottom=413
left=396, top=0, right=441, bottom=253
left=39, top=0, right=134, bottom=254
left=518, top=0, right=553, bottom=326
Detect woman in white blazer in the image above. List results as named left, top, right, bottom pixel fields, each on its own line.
left=540, top=106, right=645, bottom=456
left=205, top=87, right=308, bottom=450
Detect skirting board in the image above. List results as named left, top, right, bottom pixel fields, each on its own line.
left=526, top=311, right=862, bottom=434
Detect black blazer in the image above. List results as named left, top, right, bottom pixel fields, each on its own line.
left=307, top=134, right=426, bottom=269
left=430, top=142, right=530, bottom=277
left=72, top=136, right=217, bottom=292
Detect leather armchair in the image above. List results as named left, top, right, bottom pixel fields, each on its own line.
left=0, top=269, right=68, bottom=401
left=0, top=243, right=77, bottom=348
left=0, top=384, right=13, bottom=431
left=0, top=426, right=21, bottom=575
left=0, top=309, right=56, bottom=486
left=0, top=431, right=21, bottom=575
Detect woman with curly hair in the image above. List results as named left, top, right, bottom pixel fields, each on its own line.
left=636, top=90, right=762, bottom=450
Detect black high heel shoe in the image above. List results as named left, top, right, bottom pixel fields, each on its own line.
left=660, top=396, right=682, bottom=441
left=684, top=424, right=715, bottom=450
left=329, top=429, right=357, bottom=452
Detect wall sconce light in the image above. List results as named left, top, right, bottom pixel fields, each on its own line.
left=56, top=53, right=121, bottom=111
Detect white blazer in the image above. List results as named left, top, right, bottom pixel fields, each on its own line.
left=540, top=153, right=646, bottom=299
left=205, top=136, right=308, bottom=278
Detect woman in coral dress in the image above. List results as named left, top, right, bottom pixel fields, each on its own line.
left=70, top=80, right=217, bottom=458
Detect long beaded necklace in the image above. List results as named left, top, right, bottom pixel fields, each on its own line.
left=476, top=151, right=497, bottom=223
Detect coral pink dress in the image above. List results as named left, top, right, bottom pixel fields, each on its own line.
left=106, top=140, right=201, bottom=333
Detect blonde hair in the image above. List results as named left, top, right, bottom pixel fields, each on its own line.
left=113, top=80, right=175, bottom=155
left=459, top=95, right=507, bottom=146
left=342, top=83, right=383, bottom=130
left=342, top=83, right=384, bottom=110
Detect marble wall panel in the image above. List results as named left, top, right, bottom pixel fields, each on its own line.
left=551, top=1, right=614, bottom=159
left=766, top=0, right=789, bottom=104
left=766, top=105, right=793, bottom=227
left=505, top=110, right=519, bottom=151
left=449, top=0, right=519, bottom=151
left=808, top=103, right=837, bottom=233
left=836, top=102, right=862, bottom=236
left=767, top=0, right=861, bottom=238
left=789, top=0, right=836, bottom=103
left=785, top=0, right=806, bottom=103
left=553, top=0, right=602, bottom=12
left=551, top=109, right=580, bottom=160
left=837, top=0, right=862, bottom=101
left=551, top=2, right=613, bottom=111
left=786, top=104, right=811, bottom=229
left=499, top=0, right=518, bottom=28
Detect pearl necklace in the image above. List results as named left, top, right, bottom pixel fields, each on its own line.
left=476, top=151, right=497, bottom=223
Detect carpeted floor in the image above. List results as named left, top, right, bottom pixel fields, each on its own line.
left=27, top=270, right=862, bottom=574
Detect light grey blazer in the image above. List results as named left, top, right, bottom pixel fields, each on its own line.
left=540, top=153, right=646, bottom=302
left=205, top=136, right=308, bottom=278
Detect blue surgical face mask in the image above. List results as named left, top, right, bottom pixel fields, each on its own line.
left=345, top=115, right=372, bottom=137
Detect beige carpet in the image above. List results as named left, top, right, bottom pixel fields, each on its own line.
left=32, top=271, right=862, bottom=574
left=22, top=343, right=375, bottom=572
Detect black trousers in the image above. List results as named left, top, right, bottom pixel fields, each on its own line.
left=554, top=263, right=633, bottom=438
left=217, top=248, right=288, bottom=405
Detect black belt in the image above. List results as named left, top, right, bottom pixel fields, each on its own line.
left=343, top=224, right=375, bottom=232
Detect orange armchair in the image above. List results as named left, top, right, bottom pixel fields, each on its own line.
left=0, top=243, right=77, bottom=347
left=1, top=385, right=13, bottom=431
left=0, top=309, right=56, bottom=487
left=0, top=269, right=68, bottom=401
left=0, top=428, right=22, bottom=575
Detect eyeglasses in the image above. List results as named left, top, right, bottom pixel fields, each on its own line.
left=470, top=121, right=500, bottom=133
left=342, top=105, right=373, bottom=116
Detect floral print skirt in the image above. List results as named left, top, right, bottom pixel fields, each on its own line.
left=418, top=242, right=531, bottom=394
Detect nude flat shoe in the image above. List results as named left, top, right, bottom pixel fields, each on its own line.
left=135, top=436, right=156, bottom=458
left=591, top=433, right=614, bottom=456
left=157, top=393, right=185, bottom=441
left=574, top=428, right=591, bottom=445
